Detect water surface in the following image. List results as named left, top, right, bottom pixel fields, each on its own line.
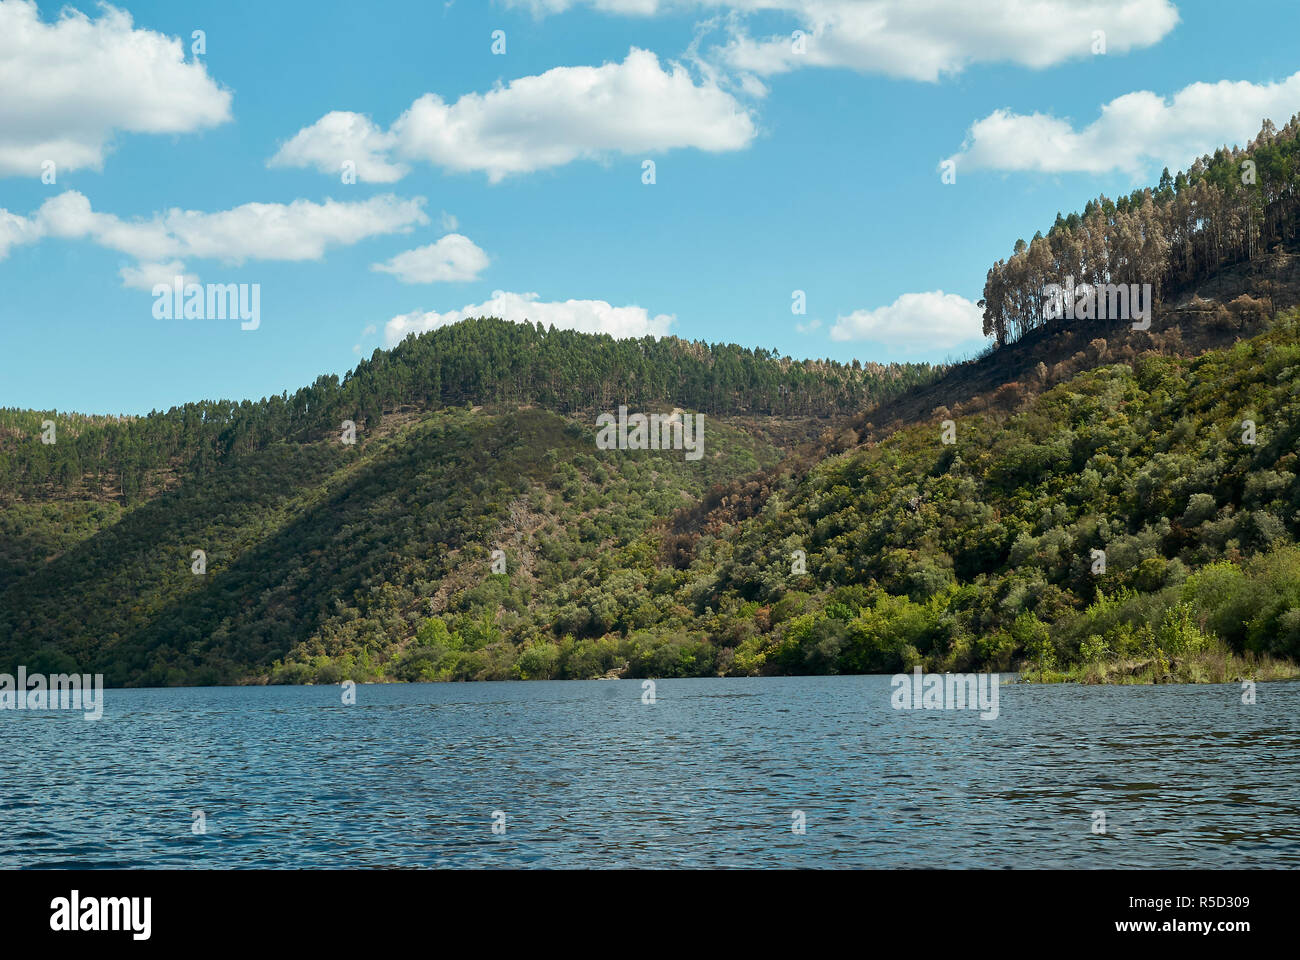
left=2, top=676, right=1296, bottom=868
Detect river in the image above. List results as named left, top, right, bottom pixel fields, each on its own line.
left=2, top=675, right=1296, bottom=868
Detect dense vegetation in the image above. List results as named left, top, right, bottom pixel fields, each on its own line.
left=0, top=318, right=938, bottom=505
left=678, top=315, right=1300, bottom=683
left=0, top=400, right=828, bottom=684
left=981, top=115, right=1300, bottom=345
left=5, top=311, right=1300, bottom=685
left=5, top=123, right=1300, bottom=686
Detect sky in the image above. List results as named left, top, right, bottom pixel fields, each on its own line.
left=1, top=0, right=1299, bottom=415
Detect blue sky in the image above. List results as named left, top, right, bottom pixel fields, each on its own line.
left=1, top=0, right=1298, bottom=415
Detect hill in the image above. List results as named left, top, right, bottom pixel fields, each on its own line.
left=5, top=118, right=1300, bottom=686
left=5, top=310, right=1299, bottom=685
left=0, top=321, right=934, bottom=685
left=677, top=314, right=1300, bottom=684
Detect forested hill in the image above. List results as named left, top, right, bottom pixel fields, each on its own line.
left=0, top=321, right=939, bottom=685
left=7, top=312, right=1300, bottom=687
left=7, top=120, right=1300, bottom=687
left=980, top=115, right=1300, bottom=347
left=0, top=317, right=939, bottom=505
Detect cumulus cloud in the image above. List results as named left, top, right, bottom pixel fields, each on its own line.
left=119, top=260, right=198, bottom=291
left=372, top=234, right=489, bottom=284
left=385, top=290, right=674, bottom=345
left=271, top=48, right=757, bottom=182
left=946, top=72, right=1300, bottom=177
left=0, top=208, right=39, bottom=259
left=157, top=195, right=429, bottom=263
left=0, top=190, right=429, bottom=285
left=268, top=111, right=408, bottom=183
left=0, top=0, right=231, bottom=177
left=829, top=291, right=985, bottom=351
left=506, top=0, right=1179, bottom=82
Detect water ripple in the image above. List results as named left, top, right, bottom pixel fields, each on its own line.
left=0, top=676, right=1296, bottom=867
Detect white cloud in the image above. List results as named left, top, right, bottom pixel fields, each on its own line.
left=385, top=290, right=674, bottom=345
left=0, top=190, right=430, bottom=285
left=273, top=48, right=757, bottom=182
left=372, top=234, right=489, bottom=284
left=719, top=0, right=1178, bottom=81
left=158, top=195, right=428, bottom=263
left=506, top=1, right=1179, bottom=82
left=829, top=291, right=986, bottom=350
left=119, top=260, right=197, bottom=291
left=947, top=72, right=1300, bottom=177
left=0, top=0, right=231, bottom=177
left=0, top=208, right=39, bottom=259
left=268, top=111, right=409, bottom=183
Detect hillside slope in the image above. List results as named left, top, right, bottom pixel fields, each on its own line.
left=6, top=311, right=1300, bottom=685
left=6, top=119, right=1300, bottom=686
left=671, top=314, right=1300, bottom=683
left=0, top=403, right=829, bottom=684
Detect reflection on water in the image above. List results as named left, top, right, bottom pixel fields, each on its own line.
left=2, top=676, right=1297, bottom=868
